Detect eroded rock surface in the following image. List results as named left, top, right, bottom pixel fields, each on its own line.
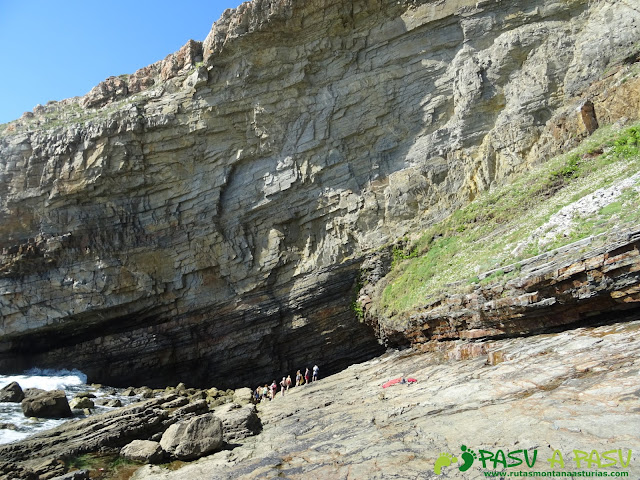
left=130, top=320, right=640, bottom=479
left=0, top=0, right=639, bottom=388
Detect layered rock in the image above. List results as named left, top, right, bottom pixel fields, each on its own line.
left=0, top=390, right=255, bottom=478
left=365, top=227, right=640, bottom=350
left=129, top=319, right=640, bottom=479
left=1, top=0, right=640, bottom=388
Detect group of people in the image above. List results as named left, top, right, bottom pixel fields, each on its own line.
left=255, top=365, right=320, bottom=402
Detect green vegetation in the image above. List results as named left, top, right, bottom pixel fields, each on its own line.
left=381, top=122, right=640, bottom=318
left=65, top=453, right=140, bottom=480
left=350, top=274, right=366, bottom=321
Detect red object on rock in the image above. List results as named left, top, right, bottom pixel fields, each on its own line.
left=382, top=378, right=402, bottom=388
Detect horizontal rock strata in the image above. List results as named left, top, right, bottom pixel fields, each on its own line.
left=369, top=228, right=640, bottom=352
left=0, top=0, right=639, bottom=387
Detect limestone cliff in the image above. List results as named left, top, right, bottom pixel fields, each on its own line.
left=0, top=0, right=639, bottom=387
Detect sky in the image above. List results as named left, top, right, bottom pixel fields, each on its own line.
left=0, top=0, right=243, bottom=124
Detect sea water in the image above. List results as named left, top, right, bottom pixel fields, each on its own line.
left=0, top=368, right=116, bottom=445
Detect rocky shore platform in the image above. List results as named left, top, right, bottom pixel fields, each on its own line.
left=133, top=319, right=640, bottom=479
left=2, top=318, right=640, bottom=479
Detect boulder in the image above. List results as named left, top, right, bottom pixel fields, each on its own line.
left=73, top=392, right=96, bottom=399
left=205, top=387, right=219, bottom=398
left=232, top=387, right=253, bottom=405
left=69, top=397, right=94, bottom=410
left=120, top=440, right=164, bottom=464
left=159, top=413, right=223, bottom=460
left=134, top=387, right=154, bottom=398
left=21, top=390, right=72, bottom=418
left=0, top=382, right=25, bottom=402
left=214, top=403, right=261, bottom=442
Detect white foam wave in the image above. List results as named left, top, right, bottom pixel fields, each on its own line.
left=0, top=368, right=87, bottom=391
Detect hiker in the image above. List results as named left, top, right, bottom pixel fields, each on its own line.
left=270, top=380, right=277, bottom=400
left=286, top=374, right=292, bottom=391
left=262, top=384, right=269, bottom=402
left=312, top=364, right=319, bottom=382
left=305, top=367, right=310, bottom=385
left=254, top=386, right=262, bottom=403
left=280, top=377, right=287, bottom=396
left=296, top=370, right=302, bottom=386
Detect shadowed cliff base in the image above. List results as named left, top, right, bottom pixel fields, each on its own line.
left=0, top=262, right=385, bottom=389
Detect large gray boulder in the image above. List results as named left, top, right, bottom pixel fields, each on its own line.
left=0, top=382, right=24, bottom=402
left=159, top=413, right=223, bottom=460
left=213, top=403, right=261, bottom=443
left=21, top=390, right=72, bottom=418
left=120, top=440, right=164, bottom=464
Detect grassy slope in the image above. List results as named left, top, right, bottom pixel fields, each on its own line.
left=381, top=123, right=640, bottom=317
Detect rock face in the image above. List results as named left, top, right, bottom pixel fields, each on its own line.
left=21, top=390, right=72, bottom=419
left=0, top=0, right=639, bottom=388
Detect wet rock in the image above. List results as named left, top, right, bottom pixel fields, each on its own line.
left=23, top=388, right=46, bottom=398
left=0, top=396, right=181, bottom=473
left=21, top=390, right=72, bottom=418
left=0, top=381, right=25, bottom=402
left=159, top=413, right=223, bottom=460
left=69, top=397, right=94, bottom=410
left=73, top=392, right=96, bottom=399
left=120, top=440, right=164, bottom=464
